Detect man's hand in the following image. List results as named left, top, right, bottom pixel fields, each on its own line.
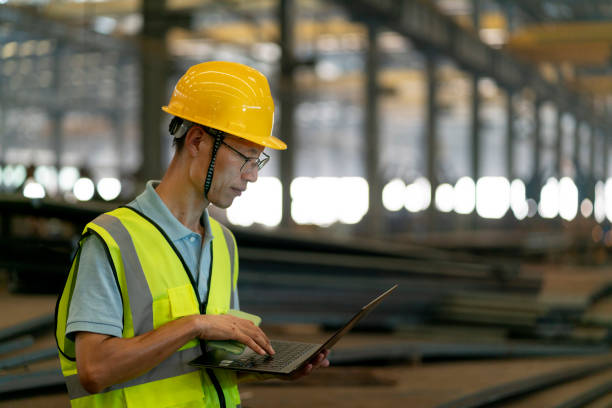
left=196, top=314, right=275, bottom=356
left=286, top=349, right=330, bottom=380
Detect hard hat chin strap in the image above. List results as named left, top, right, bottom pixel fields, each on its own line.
left=203, top=128, right=225, bottom=201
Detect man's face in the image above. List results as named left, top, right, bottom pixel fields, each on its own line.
left=202, top=134, right=264, bottom=209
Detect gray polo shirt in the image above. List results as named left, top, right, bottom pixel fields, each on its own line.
left=66, top=180, right=239, bottom=339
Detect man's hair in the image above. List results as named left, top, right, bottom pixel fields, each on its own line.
left=169, top=116, right=191, bottom=151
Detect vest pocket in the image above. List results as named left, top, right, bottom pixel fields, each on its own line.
left=152, top=284, right=200, bottom=330
left=168, top=284, right=200, bottom=319
left=152, top=285, right=200, bottom=351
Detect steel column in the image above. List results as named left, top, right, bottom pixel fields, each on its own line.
left=0, top=52, right=4, bottom=169
left=51, top=43, right=64, bottom=190
left=139, top=0, right=169, bottom=182
left=471, top=0, right=481, bottom=226
left=506, top=90, right=514, bottom=180
left=426, top=52, right=438, bottom=225
left=279, top=0, right=296, bottom=229
left=534, top=100, right=542, bottom=183
left=556, top=109, right=563, bottom=177
left=472, top=0, right=480, bottom=30
left=365, top=23, right=382, bottom=235
left=604, top=129, right=609, bottom=182
left=589, top=124, right=596, bottom=183
left=574, top=119, right=581, bottom=178
left=471, top=76, right=480, bottom=181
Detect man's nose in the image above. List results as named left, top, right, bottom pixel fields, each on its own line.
left=242, top=165, right=258, bottom=183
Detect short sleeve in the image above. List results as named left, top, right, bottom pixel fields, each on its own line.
left=66, top=234, right=124, bottom=339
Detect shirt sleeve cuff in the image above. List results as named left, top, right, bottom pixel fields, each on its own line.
left=66, top=321, right=123, bottom=340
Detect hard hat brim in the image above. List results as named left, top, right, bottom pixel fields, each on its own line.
left=162, top=106, right=287, bottom=150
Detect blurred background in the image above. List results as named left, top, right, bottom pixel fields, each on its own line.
left=5, top=0, right=612, bottom=407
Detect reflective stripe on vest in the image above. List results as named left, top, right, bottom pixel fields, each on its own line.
left=55, top=206, right=241, bottom=407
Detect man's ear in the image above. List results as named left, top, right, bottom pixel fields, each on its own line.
left=184, top=126, right=207, bottom=156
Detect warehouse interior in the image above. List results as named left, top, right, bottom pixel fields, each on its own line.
left=4, top=0, right=612, bottom=407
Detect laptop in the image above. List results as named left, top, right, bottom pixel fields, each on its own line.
left=189, top=284, right=398, bottom=376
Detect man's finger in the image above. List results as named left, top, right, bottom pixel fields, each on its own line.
left=237, top=334, right=267, bottom=355
left=247, top=327, right=275, bottom=355
left=232, top=318, right=275, bottom=355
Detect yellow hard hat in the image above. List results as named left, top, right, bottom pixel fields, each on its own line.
left=162, top=61, right=287, bottom=150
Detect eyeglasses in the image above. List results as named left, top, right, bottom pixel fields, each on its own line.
left=196, top=125, right=270, bottom=173
left=221, top=140, right=270, bottom=173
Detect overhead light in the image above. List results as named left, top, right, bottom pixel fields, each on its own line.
left=227, top=177, right=282, bottom=227
left=382, top=179, right=405, bottom=212
left=315, top=60, right=342, bottom=81
left=93, top=16, right=117, bottom=35
left=405, top=177, right=431, bottom=213
left=251, top=42, right=281, bottom=63
left=290, top=177, right=369, bottom=226
left=538, top=178, right=559, bottom=219
left=97, top=177, right=122, bottom=201
left=59, top=166, right=80, bottom=192
left=476, top=177, right=510, bottom=219
left=34, top=166, right=58, bottom=196
left=73, top=177, right=95, bottom=201
left=2, top=164, right=26, bottom=190
left=558, top=177, right=578, bottom=221
left=435, top=183, right=454, bottom=213
left=454, top=177, right=475, bottom=215
left=23, top=178, right=45, bottom=199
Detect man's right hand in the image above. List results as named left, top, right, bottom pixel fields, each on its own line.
left=195, top=314, right=275, bottom=356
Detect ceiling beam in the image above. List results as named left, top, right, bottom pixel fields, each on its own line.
left=336, top=0, right=596, bottom=119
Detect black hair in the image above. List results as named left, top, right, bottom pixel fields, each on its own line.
left=169, top=116, right=186, bottom=151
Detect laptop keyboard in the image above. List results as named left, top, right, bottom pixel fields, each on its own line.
left=237, top=341, right=317, bottom=370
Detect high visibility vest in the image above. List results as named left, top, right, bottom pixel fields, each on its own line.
left=55, top=206, right=242, bottom=408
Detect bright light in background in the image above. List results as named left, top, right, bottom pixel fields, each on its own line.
left=97, top=177, right=122, bottom=201
left=476, top=177, right=510, bottom=219
left=34, top=166, right=58, bottom=196
left=337, top=178, right=369, bottom=224
left=510, top=179, right=528, bottom=220
left=290, top=177, right=313, bottom=225
left=227, top=177, right=282, bottom=227
left=594, top=181, right=606, bottom=223
left=73, top=177, right=95, bottom=201
left=93, top=16, right=117, bottom=35
left=435, top=183, right=454, bottom=213
left=2, top=164, right=26, bottom=190
left=581, top=198, right=593, bottom=218
left=538, top=178, right=559, bottom=219
left=315, top=60, right=342, bottom=81
left=59, top=167, right=80, bottom=192
left=509, top=179, right=539, bottom=220
left=382, top=179, right=406, bottom=212
left=310, top=177, right=336, bottom=226
left=454, top=177, right=475, bottom=214
left=405, top=177, right=431, bottom=212
left=605, top=179, right=612, bottom=222
left=23, top=179, right=45, bottom=199
left=290, top=177, right=369, bottom=226
left=558, top=177, right=578, bottom=221
left=251, top=42, right=281, bottom=63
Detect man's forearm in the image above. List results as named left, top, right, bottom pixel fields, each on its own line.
left=75, top=314, right=200, bottom=393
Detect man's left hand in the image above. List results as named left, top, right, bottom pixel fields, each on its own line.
left=285, top=349, right=330, bottom=381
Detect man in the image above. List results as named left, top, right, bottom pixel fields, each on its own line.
left=55, top=61, right=329, bottom=407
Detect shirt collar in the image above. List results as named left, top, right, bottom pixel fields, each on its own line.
left=134, top=180, right=213, bottom=242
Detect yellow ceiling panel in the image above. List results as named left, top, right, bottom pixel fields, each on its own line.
left=507, top=42, right=612, bottom=66
left=572, top=75, right=612, bottom=95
